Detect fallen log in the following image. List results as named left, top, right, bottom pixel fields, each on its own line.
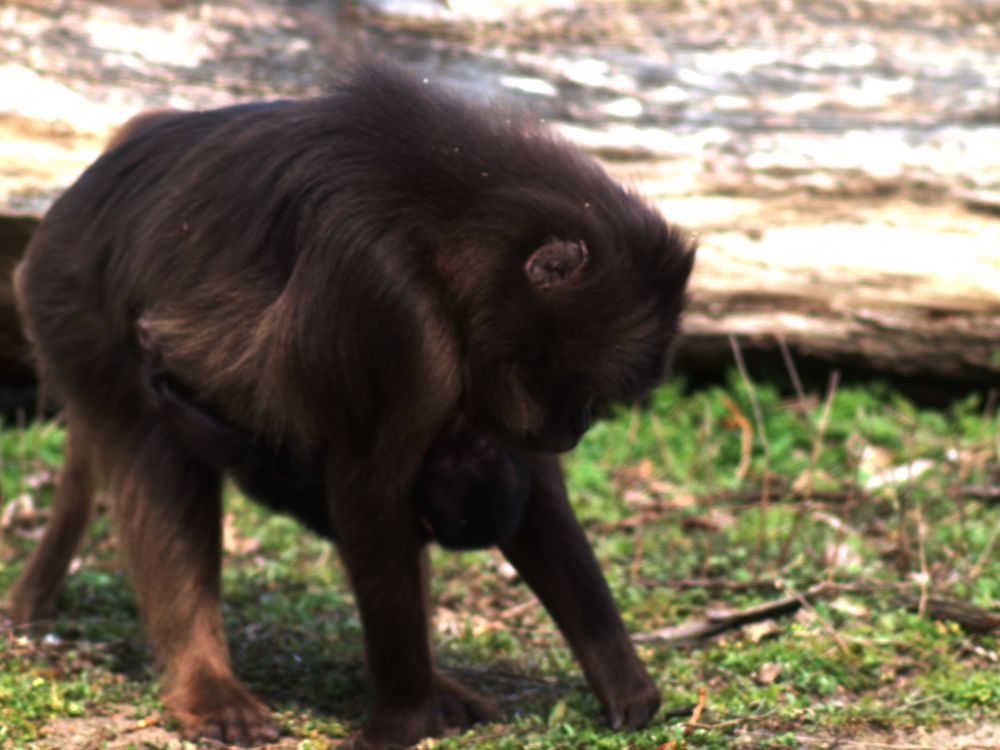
left=680, top=233, right=1000, bottom=387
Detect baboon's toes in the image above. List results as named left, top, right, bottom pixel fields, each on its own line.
left=170, top=677, right=279, bottom=746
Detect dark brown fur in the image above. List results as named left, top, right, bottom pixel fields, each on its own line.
left=7, top=61, right=695, bottom=749
left=140, top=359, right=528, bottom=549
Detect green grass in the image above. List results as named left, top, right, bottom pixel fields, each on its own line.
left=1, top=370, right=998, bottom=749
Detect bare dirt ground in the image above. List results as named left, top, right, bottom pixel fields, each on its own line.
left=27, top=707, right=1000, bottom=749
left=27, top=711, right=1000, bottom=749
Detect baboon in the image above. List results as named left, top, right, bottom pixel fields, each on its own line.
left=8, top=61, right=696, bottom=748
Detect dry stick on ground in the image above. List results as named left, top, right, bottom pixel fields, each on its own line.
left=898, top=430, right=935, bottom=618
left=663, top=577, right=784, bottom=593
left=633, top=582, right=831, bottom=645
left=915, top=491, right=931, bottom=618
left=643, top=576, right=998, bottom=632
left=777, top=580, right=851, bottom=656
left=684, top=686, right=707, bottom=736
left=729, top=335, right=772, bottom=579
left=689, top=714, right=774, bottom=731
left=697, top=399, right=717, bottom=579
left=690, top=705, right=777, bottom=732
left=777, top=369, right=840, bottom=569
left=896, top=478, right=914, bottom=577
left=629, top=515, right=646, bottom=584
left=950, top=429, right=974, bottom=562
left=894, top=433, right=934, bottom=613
left=777, top=335, right=808, bottom=409
left=499, top=597, right=540, bottom=620
left=894, top=594, right=1000, bottom=634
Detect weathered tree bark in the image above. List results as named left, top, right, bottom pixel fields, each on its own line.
left=679, top=240, right=1000, bottom=386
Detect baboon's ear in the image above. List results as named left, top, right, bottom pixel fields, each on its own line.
left=525, top=241, right=588, bottom=291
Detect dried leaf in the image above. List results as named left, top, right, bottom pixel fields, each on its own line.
left=744, top=619, right=782, bottom=643
left=754, top=662, right=782, bottom=684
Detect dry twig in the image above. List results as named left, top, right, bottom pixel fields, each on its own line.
left=895, top=595, right=1000, bottom=634
left=729, top=335, right=771, bottom=578
left=778, top=369, right=840, bottom=568
left=776, top=580, right=850, bottom=656
left=634, top=583, right=831, bottom=645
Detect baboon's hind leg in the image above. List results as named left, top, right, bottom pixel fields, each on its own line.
left=7, top=421, right=94, bottom=625
left=108, top=421, right=278, bottom=746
